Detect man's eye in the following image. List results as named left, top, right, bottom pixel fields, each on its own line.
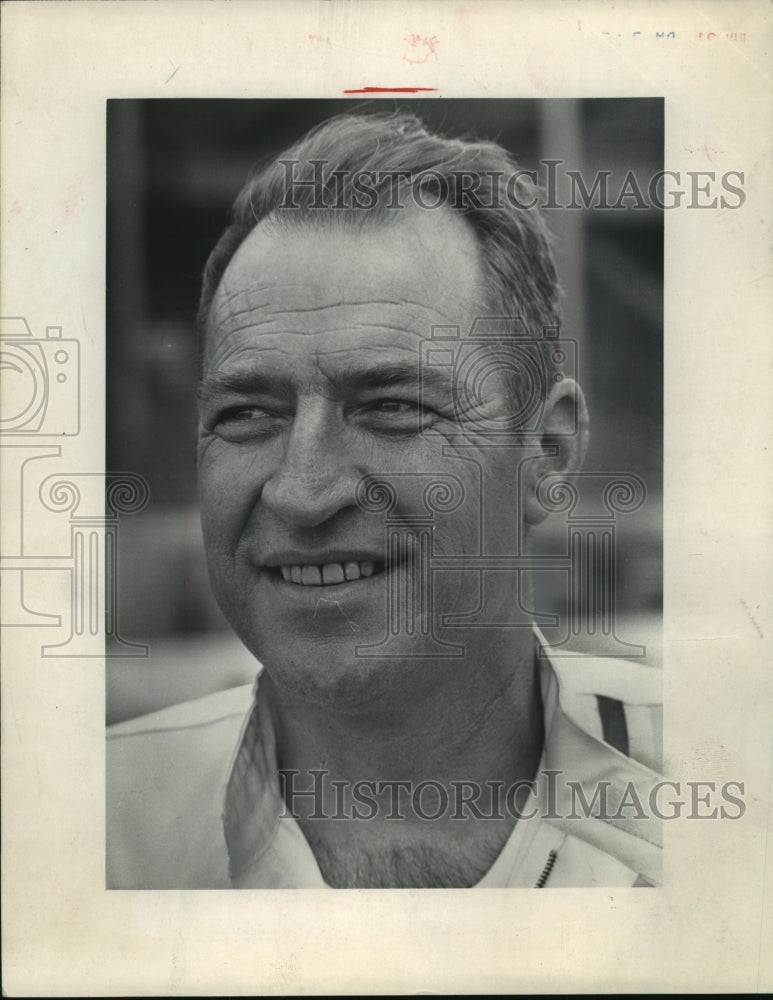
left=371, top=400, right=419, bottom=414
left=218, top=405, right=268, bottom=422
left=355, top=398, right=434, bottom=434
left=361, top=399, right=424, bottom=421
left=212, top=406, right=281, bottom=440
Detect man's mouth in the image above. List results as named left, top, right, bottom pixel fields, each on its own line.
left=268, top=560, right=387, bottom=587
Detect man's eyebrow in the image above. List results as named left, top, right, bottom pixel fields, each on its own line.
left=197, top=362, right=451, bottom=405
left=197, top=370, right=294, bottom=405
left=330, top=361, right=449, bottom=395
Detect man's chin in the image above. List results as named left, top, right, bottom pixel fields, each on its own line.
left=255, top=644, right=405, bottom=715
left=216, top=567, right=495, bottom=711
left=243, top=624, right=471, bottom=718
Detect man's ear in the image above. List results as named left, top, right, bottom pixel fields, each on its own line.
left=523, top=378, right=589, bottom=527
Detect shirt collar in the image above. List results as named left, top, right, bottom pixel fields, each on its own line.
left=223, top=629, right=660, bottom=882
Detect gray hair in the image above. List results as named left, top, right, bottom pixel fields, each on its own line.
left=198, top=111, right=563, bottom=414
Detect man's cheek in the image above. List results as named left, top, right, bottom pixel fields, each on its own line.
left=200, top=453, right=258, bottom=529
left=199, top=496, right=245, bottom=578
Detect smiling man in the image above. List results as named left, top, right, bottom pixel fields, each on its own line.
left=107, top=112, right=662, bottom=889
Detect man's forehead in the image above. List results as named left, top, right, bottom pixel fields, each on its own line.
left=208, top=209, right=486, bottom=335
left=210, top=276, right=452, bottom=332
left=201, top=294, right=451, bottom=389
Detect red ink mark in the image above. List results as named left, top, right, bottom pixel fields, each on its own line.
left=63, top=180, right=84, bottom=222
left=11, top=199, right=21, bottom=214
left=343, top=86, right=438, bottom=94
left=308, top=33, right=331, bottom=45
left=703, top=142, right=713, bottom=163
left=403, top=33, right=440, bottom=65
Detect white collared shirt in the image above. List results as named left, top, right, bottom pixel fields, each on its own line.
left=107, top=637, right=662, bottom=889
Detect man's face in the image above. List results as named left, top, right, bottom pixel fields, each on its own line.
left=198, top=209, right=532, bottom=711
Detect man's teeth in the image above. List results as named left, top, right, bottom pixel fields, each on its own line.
left=279, top=561, right=376, bottom=585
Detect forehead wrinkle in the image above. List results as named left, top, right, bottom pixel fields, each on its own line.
left=209, top=309, right=453, bottom=351
left=353, top=323, right=426, bottom=339
left=213, top=300, right=274, bottom=327
left=210, top=325, right=430, bottom=354
left=212, top=317, right=280, bottom=342
left=213, top=271, right=469, bottom=330
left=201, top=342, right=276, bottom=382
left=269, top=298, right=476, bottom=330
left=206, top=221, right=488, bottom=360
left=204, top=336, right=420, bottom=375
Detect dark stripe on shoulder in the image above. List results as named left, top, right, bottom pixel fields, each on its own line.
left=596, top=695, right=629, bottom=756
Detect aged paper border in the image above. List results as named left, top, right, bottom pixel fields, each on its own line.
left=2, top=1, right=772, bottom=994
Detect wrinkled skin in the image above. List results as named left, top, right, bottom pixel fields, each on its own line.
left=198, top=208, right=584, bottom=718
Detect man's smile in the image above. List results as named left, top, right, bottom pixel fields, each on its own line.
left=258, top=548, right=390, bottom=590
left=277, top=560, right=379, bottom=586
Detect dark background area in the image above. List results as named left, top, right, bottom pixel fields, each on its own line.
left=106, top=98, right=663, bottom=721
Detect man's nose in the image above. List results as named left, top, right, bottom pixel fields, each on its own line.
left=260, top=403, right=357, bottom=527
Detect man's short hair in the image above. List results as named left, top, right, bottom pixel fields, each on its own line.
left=198, top=110, right=562, bottom=409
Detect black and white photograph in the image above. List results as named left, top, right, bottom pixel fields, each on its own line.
left=106, top=98, right=664, bottom=890
left=2, top=2, right=771, bottom=995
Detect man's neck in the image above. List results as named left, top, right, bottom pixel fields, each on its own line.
left=260, top=632, right=545, bottom=887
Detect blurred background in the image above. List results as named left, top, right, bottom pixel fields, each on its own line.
left=106, top=98, right=663, bottom=723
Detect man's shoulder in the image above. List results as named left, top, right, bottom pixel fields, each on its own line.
left=108, top=682, right=255, bottom=740
left=106, top=684, right=256, bottom=889
left=106, top=682, right=255, bottom=805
